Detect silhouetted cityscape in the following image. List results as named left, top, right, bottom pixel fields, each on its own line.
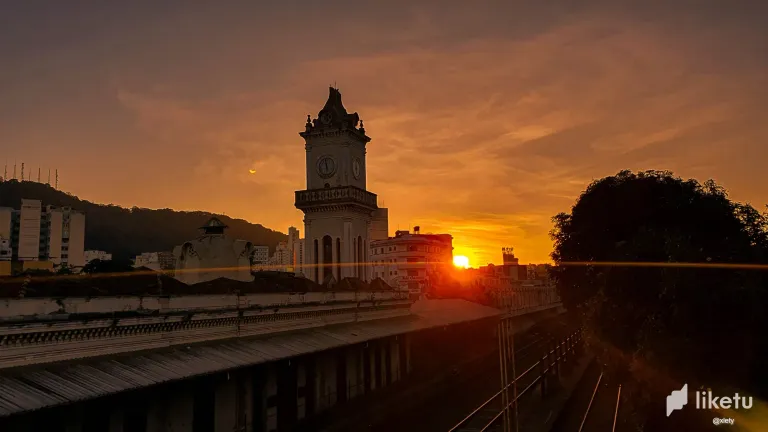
left=2, top=2, right=767, bottom=431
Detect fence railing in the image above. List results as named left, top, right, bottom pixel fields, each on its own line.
left=448, top=328, right=583, bottom=432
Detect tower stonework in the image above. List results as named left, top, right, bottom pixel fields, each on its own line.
left=295, top=87, right=377, bottom=284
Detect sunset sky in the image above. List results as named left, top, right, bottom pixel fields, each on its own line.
left=2, top=1, right=767, bottom=266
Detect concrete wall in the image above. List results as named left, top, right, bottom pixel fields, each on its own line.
left=0, top=291, right=407, bottom=320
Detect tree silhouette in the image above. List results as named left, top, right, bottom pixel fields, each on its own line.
left=551, top=170, right=768, bottom=428
left=0, top=180, right=287, bottom=260
left=81, top=258, right=135, bottom=274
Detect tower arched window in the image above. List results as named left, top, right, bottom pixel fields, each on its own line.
left=357, top=236, right=363, bottom=279
left=313, top=239, right=319, bottom=282
left=336, top=238, right=341, bottom=281
left=322, top=235, right=333, bottom=283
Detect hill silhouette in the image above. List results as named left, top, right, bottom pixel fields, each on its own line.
left=0, top=180, right=287, bottom=260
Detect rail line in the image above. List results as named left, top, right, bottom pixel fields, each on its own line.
left=561, top=363, right=623, bottom=432
left=448, top=328, right=582, bottom=432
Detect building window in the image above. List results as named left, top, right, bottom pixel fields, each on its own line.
left=336, top=238, right=341, bottom=281
left=313, top=239, right=319, bottom=282
left=357, top=236, right=363, bottom=278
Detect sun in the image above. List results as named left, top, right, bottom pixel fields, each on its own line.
left=453, top=255, right=470, bottom=269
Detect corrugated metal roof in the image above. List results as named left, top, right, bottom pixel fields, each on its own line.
left=0, top=299, right=504, bottom=417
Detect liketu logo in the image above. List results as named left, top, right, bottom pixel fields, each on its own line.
left=666, top=384, right=753, bottom=416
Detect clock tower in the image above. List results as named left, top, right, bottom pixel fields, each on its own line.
left=295, top=87, right=377, bottom=284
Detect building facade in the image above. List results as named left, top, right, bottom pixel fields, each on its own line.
left=457, top=248, right=560, bottom=309
left=295, top=87, right=378, bottom=285
left=133, top=251, right=175, bottom=272
left=173, top=218, right=255, bottom=284
left=370, top=208, right=389, bottom=241
left=264, top=241, right=292, bottom=272
left=0, top=237, right=10, bottom=261
left=0, top=199, right=85, bottom=268
left=292, top=238, right=305, bottom=277
left=84, top=250, right=112, bottom=264
left=251, top=245, right=270, bottom=266
left=370, top=228, right=454, bottom=295
left=252, top=227, right=306, bottom=276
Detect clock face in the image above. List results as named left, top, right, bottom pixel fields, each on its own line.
left=319, top=111, right=333, bottom=125
left=352, top=158, right=361, bottom=179
left=317, top=156, right=336, bottom=178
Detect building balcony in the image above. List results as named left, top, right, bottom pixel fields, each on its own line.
left=295, top=185, right=378, bottom=211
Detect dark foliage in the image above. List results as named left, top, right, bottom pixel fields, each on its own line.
left=81, top=258, right=135, bottom=274
left=0, top=180, right=287, bottom=260
left=550, top=170, right=768, bottom=428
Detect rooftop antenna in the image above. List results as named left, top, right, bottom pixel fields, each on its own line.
left=21, top=163, right=24, bottom=181
left=47, top=169, right=50, bottom=185
left=55, top=169, right=58, bottom=190
left=37, top=167, right=40, bottom=183
left=3, top=161, right=6, bottom=180
left=13, top=161, right=16, bottom=179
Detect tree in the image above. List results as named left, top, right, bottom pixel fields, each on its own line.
left=550, top=170, right=768, bottom=428
left=0, top=180, right=287, bottom=260
left=81, top=258, right=135, bottom=274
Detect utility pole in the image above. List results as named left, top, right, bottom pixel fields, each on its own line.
left=21, top=163, right=24, bottom=181
left=47, top=169, right=51, bottom=185
left=55, top=169, right=59, bottom=190
left=37, top=167, right=41, bottom=182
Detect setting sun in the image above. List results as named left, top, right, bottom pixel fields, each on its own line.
left=453, top=255, right=470, bottom=269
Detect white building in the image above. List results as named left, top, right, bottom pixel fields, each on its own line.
left=288, top=226, right=300, bottom=250
left=133, top=251, right=175, bottom=272
left=46, top=205, right=86, bottom=267
left=293, top=238, right=305, bottom=277
left=84, top=250, right=112, bottom=264
left=370, top=208, right=389, bottom=241
left=18, top=199, right=42, bottom=261
left=370, top=228, right=454, bottom=295
left=265, top=241, right=292, bottom=272
left=0, top=208, right=12, bottom=261
left=173, top=217, right=255, bottom=284
left=295, top=87, right=378, bottom=284
left=0, top=199, right=86, bottom=267
left=134, top=252, right=159, bottom=268
left=0, top=237, right=10, bottom=261
left=251, top=246, right=269, bottom=266
left=253, top=227, right=305, bottom=275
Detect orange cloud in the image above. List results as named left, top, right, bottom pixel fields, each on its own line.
left=4, top=2, right=768, bottom=266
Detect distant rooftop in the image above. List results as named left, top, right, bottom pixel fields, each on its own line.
left=199, top=216, right=228, bottom=235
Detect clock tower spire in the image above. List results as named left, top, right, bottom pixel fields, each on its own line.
left=295, top=87, right=377, bottom=284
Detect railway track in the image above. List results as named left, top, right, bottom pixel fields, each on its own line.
left=449, top=327, right=582, bottom=432
left=550, top=361, right=623, bottom=432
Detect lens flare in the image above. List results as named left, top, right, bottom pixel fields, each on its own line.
left=453, top=255, right=470, bottom=268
